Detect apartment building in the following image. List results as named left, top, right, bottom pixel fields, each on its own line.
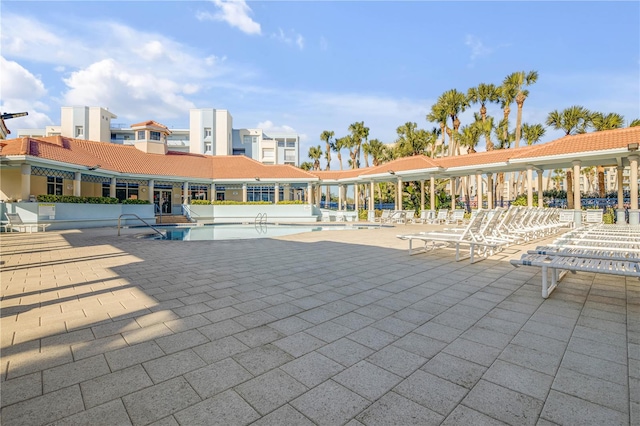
left=17, top=106, right=300, bottom=166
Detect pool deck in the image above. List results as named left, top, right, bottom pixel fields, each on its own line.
left=1, top=224, right=638, bottom=425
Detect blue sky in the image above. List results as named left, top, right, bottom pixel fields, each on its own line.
left=2, top=0, right=639, bottom=165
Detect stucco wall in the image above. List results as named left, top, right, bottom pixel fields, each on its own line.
left=0, top=168, right=21, bottom=201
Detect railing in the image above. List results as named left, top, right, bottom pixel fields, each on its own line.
left=117, top=214, right=164, bottom=237
left=255, top=212, right=267, bottom=226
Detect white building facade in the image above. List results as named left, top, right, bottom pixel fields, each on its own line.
left=17, top=106, right=300, bottom=166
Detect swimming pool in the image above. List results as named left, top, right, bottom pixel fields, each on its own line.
left=144, top=223, right=378, bottom=241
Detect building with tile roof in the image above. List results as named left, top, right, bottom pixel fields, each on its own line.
left=2, top=126, right=639, bottom=224
left=17, top=106, right=300, bottom=166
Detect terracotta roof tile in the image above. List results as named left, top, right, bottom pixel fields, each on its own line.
left=360, top=156, right=440, bottom=176
left=130, top=120, right=170, bottom=130
left=0, top=137, right=316, bottom=181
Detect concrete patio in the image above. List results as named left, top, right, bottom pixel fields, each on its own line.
left=0, top=224, right=637, bottom=425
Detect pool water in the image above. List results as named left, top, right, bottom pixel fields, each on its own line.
left=145, top=223, right=376, bottom=241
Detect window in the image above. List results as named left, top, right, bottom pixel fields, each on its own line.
left=47, top=177, right=63, bottom=195
left=75, top=126, right=83, bottom=137
left=137, top=130, right=145, bottom=140
left=233, top=148, right=246, bottom=156
left=286, top=141, right=296, bottom=148
left=150, top=131, right=161, bottom=141
left=244, top=135, right=258, bottom=144
left=277, top=141, right=285, bottom=147
left=204, top=128, right=212, bottom=138
left=262, top=148, right=274, bottom=159
left=284, top=149, right=296, bottom=162
left=204, top=142, right=212, bottom=153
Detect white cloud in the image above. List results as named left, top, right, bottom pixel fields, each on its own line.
left=197, top=0, right=261, bottom=35
left=464, top=34, right=492, bottom=62
left=1, top=56, right=47, bottom=99
left=62, top=59, right=196, bottom=121
left=256, top=120, right=296, bottom=133
left=0, top=56, right=52, bottom=129
left=272, top=28, right=305, bottom=50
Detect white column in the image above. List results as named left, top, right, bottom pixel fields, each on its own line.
left=274, top=183, right=279, bottom=204
left=74, top=172, right=81, bottom=197
left=537, top=170, right=544, bottom=208
left=573, top=160, right=582, bottom=226
left=354, top=184, right=359, bottom=213
left=476, top=172, right=482, bottom=210
left=338, top=185, right=344, bottom=210
left=20, top=164, right=31, bottom=201
left=617, top=165, right=626, bottom=224
left=397, top=177, right=403, bottom=210
left=420, top=180, right=425, bottom=212
left=307, top=183, right=313, bottom=206
left=369, top=181, right=375, bottom=211
left=284, top=184, right=290, bottom=201
left=111, top=177, right=117, bottom=199
left=183, top=182, right=189, bottom=204
left=242, top=183, right=247, bottom=202
left=527, top=166, right=534, bottom=207
left=430, top=177, right=436, bottom=211
left=629, top=156, right=639, bottom=225
left=147, top=179, right=154, bottom=203
left=210, top=183, right=215, bottom=201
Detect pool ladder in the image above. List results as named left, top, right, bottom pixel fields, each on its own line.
left=118, top=213, right=165, bottom=237
left=255, top=212, right=267, bottom=226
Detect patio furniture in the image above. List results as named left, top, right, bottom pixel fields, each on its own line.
left=511, top=224, right=640, bottom=298
left=4, top=213, right=50, bottom=233
left=397, top=209, right=510, bottom=263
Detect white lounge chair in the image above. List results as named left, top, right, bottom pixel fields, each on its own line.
left=4, top=213, right=50, bottom=233
left=397, top=209, right=510, bottom=263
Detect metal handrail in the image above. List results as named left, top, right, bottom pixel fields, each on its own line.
left=118, top=214, right=164, bottom=237
left=255, top=212, right=267, bottom=226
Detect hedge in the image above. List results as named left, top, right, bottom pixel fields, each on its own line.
left=35, top=195, right=149, bottom=204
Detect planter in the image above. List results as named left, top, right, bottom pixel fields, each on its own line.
left=1, top=202, right=155, bottom=230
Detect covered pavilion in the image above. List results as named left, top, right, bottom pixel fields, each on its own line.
left=1, top=126, right=640, bottom=226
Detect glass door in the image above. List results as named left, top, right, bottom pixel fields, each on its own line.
left=154, top=190, right=172, bottom=214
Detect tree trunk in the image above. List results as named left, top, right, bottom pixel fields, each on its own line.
left=566, top=170, right=574, bottom=209
left=597, top=166, right=606, bottom=197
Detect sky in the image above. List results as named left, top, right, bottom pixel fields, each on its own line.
left=2, top=0, right=639, bottom=168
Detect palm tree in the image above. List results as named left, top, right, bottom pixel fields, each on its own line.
left=426, top=102, right=449, bottom=157
left=630, top=119, right=640, bottom=127
left=521, top=123, right=546, bottom=145
left=546, top=106, right=592, bottom=135
left=366, top=139, right=386, bottom=166
left=467, top=83, right=499, bottom=150
left=333, top=137, right=347, bottom=170
left=591, top=112, right=624, bottom=196
left=458, top=123, right=482, bottom=154
left=439, top=89, right=469, bottom=156
left=546, top=105, right=592, bottom=208
left=300, top=162, right=313, bottom=171
left=550, top=168, right=566, bottom=191
left=505, top=71, right=538, bottom=148
left=320, top=130, right=334, bottom=171
left=497, top=80, right=518, bottom=143
left=395, top=122, right=430, bottom=156
left=342, top=135, right=357, bottom=170
left=308, top=145, right=323, bottom=171
left=348, top=121, right=369, bottom=168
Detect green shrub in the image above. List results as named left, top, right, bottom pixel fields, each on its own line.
left=190, top=199, right=211, bottom=205
left=121, top=199, right=150, bottom=204
left=603, top=206, right=615, bottom=224
left=276, top=200, right=304, bottom=205
left=36, top=195, right=119, bottom=204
